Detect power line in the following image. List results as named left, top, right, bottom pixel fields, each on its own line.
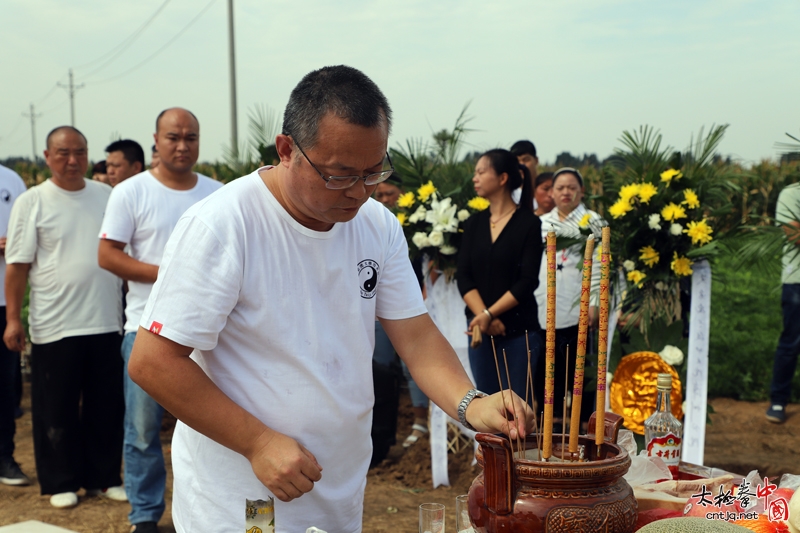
left=35, top=83, right=61, bottom=106
left=39, top=97, right=70, bottom=116
left=91, top=0, right=218, bottom=86
left=72, top=0, right=173, bottom=73
left=0, top=117, right=25, bottom=145
left=58, top=69, right=85, bottom=126
left=22, top=104, right=43, bottom=161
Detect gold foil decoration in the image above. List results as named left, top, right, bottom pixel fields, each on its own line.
left=609, top=351, right=683, bottom=435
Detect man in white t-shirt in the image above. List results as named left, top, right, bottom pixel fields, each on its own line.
left=128, top=66, right=532, bottom=533
left=98, top=108, right=222, bottom=533
left=3, top=127, right=125, bottom=509
left=0, top=164, right=30, bottom=487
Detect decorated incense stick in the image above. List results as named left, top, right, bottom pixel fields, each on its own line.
left=523, top=332, right=530, bottom=456
left=490, top=336, right=511, bottom=438
left=596, top=227, right=611, bottom=452
left=501, top=349, right=522, bottom=458
left=569, top=235, right=595, bottom=453
left=543, top=230, right=556, bottom=460
left=525, top=331, right=540, bottom=455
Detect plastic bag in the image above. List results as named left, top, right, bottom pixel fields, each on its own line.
left=780, top=473, right=800, bottom=491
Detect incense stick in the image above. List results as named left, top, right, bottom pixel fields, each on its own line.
left=562, top=345, right=569, bottom=460
left=524, top=331, right=531, bottom=457
left=502, top=349, right=522, bottom=458
left=596, top=227, right=611, bottom=456
left=570, top=235, right=594, bottom=454
left=490, top=336, right=511, bottom=440
left=471, top=325, right=482, bottom=348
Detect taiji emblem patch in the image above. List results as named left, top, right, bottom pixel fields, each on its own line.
left=0, top=189, right=10, bottom=203
left=149, top=321, right=163, bottom=335
left=357, top=259, right=379, bottom=299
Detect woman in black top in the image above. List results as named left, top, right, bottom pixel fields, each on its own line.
left=457, top=149, right=544, bottom=399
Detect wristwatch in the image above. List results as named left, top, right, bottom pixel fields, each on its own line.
left=458, top=389, right=488, bottom=431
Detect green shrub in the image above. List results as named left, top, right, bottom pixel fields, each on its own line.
left=707, top=257, right=792, bottom=400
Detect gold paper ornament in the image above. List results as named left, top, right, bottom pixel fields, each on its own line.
left=609, top=351, right=682, bottom=435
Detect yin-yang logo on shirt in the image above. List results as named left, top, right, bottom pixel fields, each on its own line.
left=0, top=189, right=10, bottom=203
left=357, top=259, right=380, bottom=299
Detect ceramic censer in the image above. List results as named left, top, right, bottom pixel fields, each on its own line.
left=467, top=412, right=637, bottom=533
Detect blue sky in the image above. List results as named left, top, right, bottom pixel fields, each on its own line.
left=1, top=0, right=798, bottom=166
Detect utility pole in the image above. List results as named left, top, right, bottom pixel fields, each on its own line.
left=227, top=0, right=238, bottom=157
left=58, top=68, right=84, bottom=127
left=22, top=103, right=42, bottom=162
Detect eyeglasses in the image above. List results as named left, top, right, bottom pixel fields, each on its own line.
left=290, top=136, right=395, bottom=190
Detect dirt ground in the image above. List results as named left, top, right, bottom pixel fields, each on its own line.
left=1, top=385, right=798, bottom=532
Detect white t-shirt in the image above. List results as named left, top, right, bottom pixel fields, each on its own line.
left=0, top=165, right=28, bottom=306
left=534, top=204, right=603, bottom=329
left=6, top=179, right=122, bottom=344
left=99, top=171, right=222, bottom=333
left=140, top=169, right=426, bottom=533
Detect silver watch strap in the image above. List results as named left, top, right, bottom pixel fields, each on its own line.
left=458, top=389, right=487, bottom=431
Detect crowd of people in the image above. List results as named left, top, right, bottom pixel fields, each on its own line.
left=0, top=64, right=797, bottom=533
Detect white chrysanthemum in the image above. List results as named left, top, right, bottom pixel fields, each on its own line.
left=659, top=345, right=684, bottom=366
left=648, top=213, right=662, bottom=230
left=412, top=232, right=430, bottom=249
left=427, top=231, right=444, bottom=247
left=425, top=196, right=459, bottom=233
left=669, top=223, right=683, bottom=236
left=439, top=245, right=457, bottom=255
left=623, top=260, right=636, bottom=272
left=457, top=209, right=470, bottom=222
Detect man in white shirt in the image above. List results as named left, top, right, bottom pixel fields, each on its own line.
left=105, top=139, right=145, bottom=187
left=3, top=127, right=125, bottom=509
left=128, top=66, right=531, bottom=533
left=0, top=164, right=29, bottom=487
left=98, top=108, right=222, bottom=533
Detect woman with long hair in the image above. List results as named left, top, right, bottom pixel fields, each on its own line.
left=457, top=149, right=544, bottom=398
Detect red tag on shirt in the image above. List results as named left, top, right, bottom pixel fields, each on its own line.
left=149, top=322, right=163, bottom=335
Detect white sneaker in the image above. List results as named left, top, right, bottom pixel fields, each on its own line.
left=50, top=491, right=79, bottom=508
left=86, top=485, right=128, bottom=501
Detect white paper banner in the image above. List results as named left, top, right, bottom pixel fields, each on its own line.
left=683, top=260, right=711, bottom=465
left=423, top=268, right=474, bottom=488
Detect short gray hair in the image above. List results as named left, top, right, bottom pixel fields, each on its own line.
left=282, top=65, right=392, bottom=149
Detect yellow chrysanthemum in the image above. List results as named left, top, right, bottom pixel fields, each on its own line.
left=397, top=192, right=415, bottom=208
left=609, top=198, right=634, bottom=219
left=417, top=181, right=437, bottom=202
left=627, top=269, right=646, bottom=287
left=467, top=196, right=490, bottom=211
left=682, top=188, right=700, bottom=209
left=639, top=246, right=660, bottom=268
left=671, top=252, right=693, bottom=277
left=396, top=212, right=408, bottom=226
left=578, top=213, right=591, bottom=228
left=660, top=169, right=683, bottom=184
left=638, top=183, right=658, bottom=204
left=619, top=183, right=641, bottom=204
left=684, top=219, right=714, bottom=245
left=661, top=202, right=687, bottom=222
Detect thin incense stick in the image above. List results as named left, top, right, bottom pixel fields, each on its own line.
left=562, top=345, right=569, bottom=459
left=543, top=230, right=557, bottom=460
left=502, top=349, right=522, bottom=458
left=524, top=331, right=531, bottom=457
left=490, top=336, right=510, bottom=439
left=570, top=235, right=595, bottom=453
left=596, top=227, right=611, bottom=455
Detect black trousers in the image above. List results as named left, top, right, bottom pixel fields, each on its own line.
left=0, top=308, right=19, bottom=460
left=31, top=332, right=124, bottom=495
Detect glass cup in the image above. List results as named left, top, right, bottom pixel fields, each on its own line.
left=455, top=494, right=471, bottom=532
left=419, top=502, right=445, bottom=533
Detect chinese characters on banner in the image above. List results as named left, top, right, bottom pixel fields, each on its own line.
left=688, top=477, right=790, bottom=523
left=684, top=260, right=711, bottom=465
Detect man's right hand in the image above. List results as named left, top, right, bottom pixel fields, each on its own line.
left=4, top=318, right=26, bottom=352
left=248, top=429, right=323, bottom=502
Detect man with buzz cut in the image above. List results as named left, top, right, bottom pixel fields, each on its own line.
left=98, top=108, right=221, bottom=533
left=127, top=66, right=531, bottom=533
left=4, top=126, right=125, bottom=509
left=106, top=139, right=145, bottom=187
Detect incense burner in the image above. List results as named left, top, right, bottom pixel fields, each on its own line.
left=468, top=413, right=637, bottom=533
